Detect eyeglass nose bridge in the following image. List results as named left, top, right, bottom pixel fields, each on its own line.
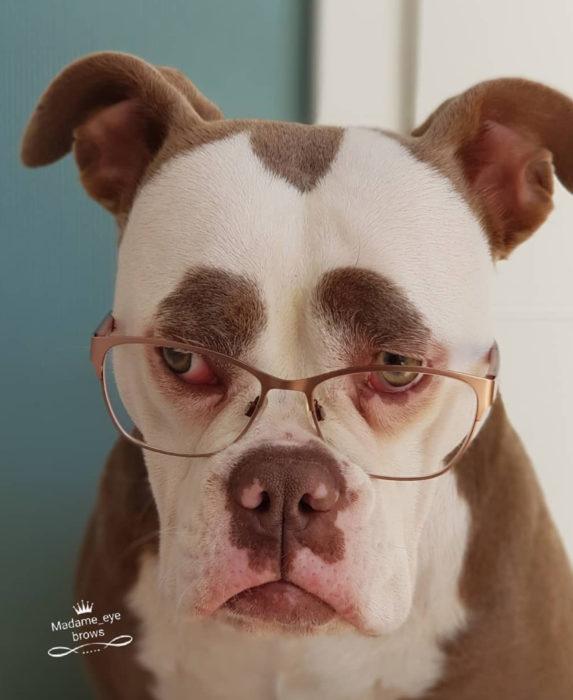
left=247, top=378, right=324, bottom=439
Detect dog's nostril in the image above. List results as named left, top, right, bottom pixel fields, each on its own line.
left=299, top=487, right=339, bottom=513
left=255, top=491, right=271, bottom=512
left=299, top=496, right=315, bottom=514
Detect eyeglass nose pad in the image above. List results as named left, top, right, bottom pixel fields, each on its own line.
left=313, top=399, right=326, bottom=422
left=245, top=394, right=268, bottom=418
left=305, top=395, right=326, bottom=436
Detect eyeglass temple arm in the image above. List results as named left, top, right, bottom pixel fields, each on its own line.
left=93, top=311, right=115, bottom=338
left=486, top=340, right=500, bottom=380
left=90, top=312, right=115, bottom=379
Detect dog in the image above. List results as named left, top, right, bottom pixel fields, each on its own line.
left=22, top=51, right=573, bottom=699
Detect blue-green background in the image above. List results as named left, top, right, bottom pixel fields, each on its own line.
left=0, top=1, right=310, bottom=697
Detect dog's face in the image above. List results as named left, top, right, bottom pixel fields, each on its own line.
left=22, top=53, right=573, bottom=637
left=114, top=127, right=493, bottom=637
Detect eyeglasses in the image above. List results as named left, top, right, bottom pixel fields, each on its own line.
left=90, top=312, right=498, bottom=481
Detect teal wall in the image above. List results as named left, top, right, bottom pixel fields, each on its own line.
left=0, top=1, right=310, bottom=697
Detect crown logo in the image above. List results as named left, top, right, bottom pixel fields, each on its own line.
left=73, top=600, right=94, bottom=615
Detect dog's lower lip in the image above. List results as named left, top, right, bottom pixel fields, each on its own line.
left=224, top=581, right=336, bottom=626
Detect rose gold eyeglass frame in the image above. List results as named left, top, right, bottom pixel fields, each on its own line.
left=91, top=312, right=499, bottom=482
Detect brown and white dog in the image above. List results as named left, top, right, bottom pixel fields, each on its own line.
left=22, top=52, right=573, bottom=699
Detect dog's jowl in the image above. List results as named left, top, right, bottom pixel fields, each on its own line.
left=22, top=52, right=573, bottom=699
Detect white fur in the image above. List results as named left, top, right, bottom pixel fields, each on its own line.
left=112, top=128, right=494, bottom=697
left=129, top=468, right=468, bottom=700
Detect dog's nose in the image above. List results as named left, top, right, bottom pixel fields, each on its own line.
left=227, top=444, right=344, bottom=543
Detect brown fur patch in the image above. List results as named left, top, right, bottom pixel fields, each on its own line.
left=156, top=65, right=222, bottom=121
left=420, top=396, right=573, bottom=698
left=250, top=122, right=343, bottom=192
left=75, top=434, right=159, bottom=699
left=138, top=119, right=343, bottom=214
left=154, top=266, right=267, bottom=357
left=312, top=266, right=431, bottom=364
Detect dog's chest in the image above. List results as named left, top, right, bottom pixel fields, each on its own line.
left=126, top=554, right=461, bottom=700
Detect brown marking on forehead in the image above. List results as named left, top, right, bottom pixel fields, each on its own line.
left=226, top=444, right=356, bottom=573
left=122, top=118, right=341, bottom=235
left=250, top=122, right=343, bottom=192
left=142, top=119, right=344, bottom=198
left=154, top=266, right=267, bottom=357
left=312, top=266, right=432, bottom=361
left=23, top=52, right=345, bottom=242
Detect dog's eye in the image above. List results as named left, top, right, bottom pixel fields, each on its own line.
left=369, top=351, right=423, bottom=392
left=161, top=348, right=218, bottom=385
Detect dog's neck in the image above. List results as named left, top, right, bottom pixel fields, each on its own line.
left=78, top=397, right=573, bottom=699
left=431, top=396, right=573, bottom=697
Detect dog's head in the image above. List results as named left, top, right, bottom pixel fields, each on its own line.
left=22, top=52, right=573, bottom=636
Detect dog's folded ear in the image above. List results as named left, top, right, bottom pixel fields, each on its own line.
left=21, top=51, right=222, bottom=217
left=412, top=78, right=573, bottom=259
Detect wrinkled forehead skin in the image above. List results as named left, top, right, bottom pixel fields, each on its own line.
left=113, top=124, right=495, bottom=366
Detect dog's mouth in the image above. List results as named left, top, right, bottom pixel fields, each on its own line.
left=223, top=581, right=336, bottom=628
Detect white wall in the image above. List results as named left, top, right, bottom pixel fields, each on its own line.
left=313, top=0, right=414, bottom=128
left=313, top=0, right=573, bottom=559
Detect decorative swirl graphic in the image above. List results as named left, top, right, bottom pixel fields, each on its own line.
left=48, top=634, right=133, bottom=658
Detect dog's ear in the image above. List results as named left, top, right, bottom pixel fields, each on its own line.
left=412, top=79, right=573, bottom=259
left=21, top=51, right=222, bottom=217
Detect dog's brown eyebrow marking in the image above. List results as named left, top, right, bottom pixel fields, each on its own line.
left=154, top=266, right=267, bottom=356
left=311, top=267, right=431, bottom=358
